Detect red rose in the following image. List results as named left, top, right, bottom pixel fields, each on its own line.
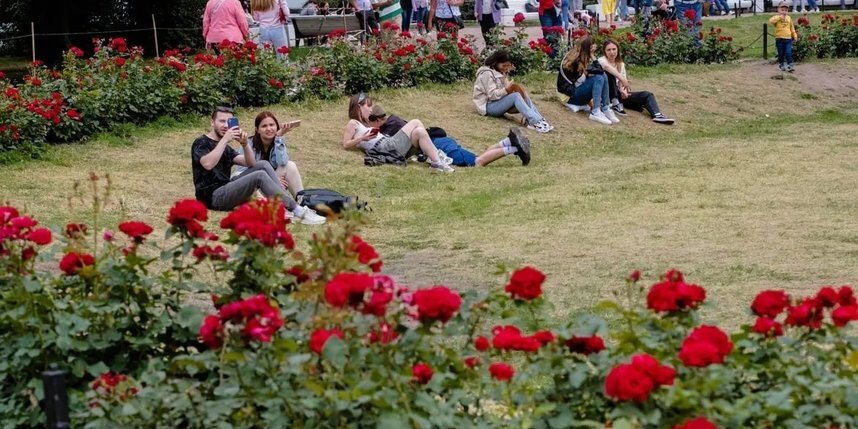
left=219, top=199, right=292, bottom=248
left=199, top=315, right=224, bottom=348
left=66, top=109, right=82, bottom=121
left=489, top=362, right=515, bottom=381
left=168, top=199, right=208, bottom=226
left=673, top=416, right=718, bottom=429
left=647, top=269, right=706, bottom=312
left=630, top=353, right=675, bottom=386
left=368, top=322, right=399, bottom=344
left=533, top=330, right=555, bottom=345
left=504, top=266, right=546, bottom=300
left=65, top=223, right=87, bottom=238
left=678, top=325, right=732, bottom=367
left=118, top=221, right=153, bottom=242
left=59, top=252, right=95, bottom=275
left=114, top=57, right=126, bottom=67
left=785, top=297, right=824, bottom=329
left=513, top=12, right=525, bottom=24
left=351, top=235, right=382, bottom=272
left=815, top=286, right=839, bottom=307
left=604, top=364, right=654, bottom=402
left=751, top=290, right=790, bottom=318
left=412, top=286, right=461, bottom=324
left=277, top=45, right=290, bottom=54
left=752, top=317, right=783, bottom=337
left=683, top=9, right=697, bottom=21
left=25, top=228, right=52, bottom=245
left=69, top=46, right=85, bottom=57
left=565, top=335, right=606, bottom=355
left=412, top=363, right=433, bottom=384
left=309, top=328, right=344, bottom=354
left=832, top=305, right=858, bottom=328
left=837, top=285, right=855, bottom=306
left=628, top=270, right=641, bottom=282
left=474, top=336, right=490, bottom=351
left=324, top=272, right=374, bottom=308
left=464, top=356, right=480, bottom=368
left=192, top=244, right=229, bottom=261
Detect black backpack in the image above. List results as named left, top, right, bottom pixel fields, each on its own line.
left=295, top=189, right=367, bottom=214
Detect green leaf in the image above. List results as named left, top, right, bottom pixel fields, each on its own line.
left=611, top=418, right=636, bottom=429
left=322, top=336, right=347, bottom=370
left=176, top=305, right=204, bottom=329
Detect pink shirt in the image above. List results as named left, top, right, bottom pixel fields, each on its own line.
left=203, top=0, right=250, bottom=44
left=252, top=0, right=290, bottom=28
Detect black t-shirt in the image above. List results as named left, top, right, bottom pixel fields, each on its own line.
left=191, top=135, right=239, bottom=208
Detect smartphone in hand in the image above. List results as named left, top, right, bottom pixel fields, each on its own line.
left=227, top=117, right=240, bottom=129
left=370, top=127, right=380, bottom=135
left=286, top=120, right=301, bottom=128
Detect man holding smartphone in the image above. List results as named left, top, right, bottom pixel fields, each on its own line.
left=191, top=106, right=326, bottom=225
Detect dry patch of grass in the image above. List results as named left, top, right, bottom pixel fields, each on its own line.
left=2, top=60, right=857, bottom=330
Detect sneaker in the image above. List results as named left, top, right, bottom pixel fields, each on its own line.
left=787, top=64, right=795, bottom=72
left=507, top=127, right=531, bottom=166
left=588, top=110, right=613, bottom=125
left=436, top=149, right=453, bottom=165
left=652, top=113, right=675, bottom=125
left=291, top=205, right=326, bottom=225
left=566, top=103, right=591, bottom=113
left=429, top=161, right=455, bottom=173
left=526, top=120, right=551, bottom=133
left=611, top=103, right=627, bottom=116
left=603, top=108, right=621, bottom=124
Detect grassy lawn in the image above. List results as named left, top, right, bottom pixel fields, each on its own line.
left=2, top=59, right=857, bottom=330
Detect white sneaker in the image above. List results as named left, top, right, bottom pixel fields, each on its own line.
left=603, top=108, right=620, bottom=124
left=526, top=120, right=551, bottom=134
left=436, top=149, right=454, bottom=165
left=429, top=161, right=455, bottom=173
left=566, top=103, right=591, bottom=113
left=588, top=110, right=612, bottom=125
left=291, top=205, right=326, bottom=225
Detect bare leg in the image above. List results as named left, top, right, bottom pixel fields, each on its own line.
left=276, top=161, right=304, bottom=198
left=475, top=148, right=506, bottom=167
left=400, top=119, right=441, bottom=163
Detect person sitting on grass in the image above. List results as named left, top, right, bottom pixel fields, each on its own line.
left=341, top=93, right=455, bottom=172
left=232, top=111, right=308, bottom=197
left=192, top=106, right=326, bottom=225
left=367, top=104, right=532, bottom=166
left=598, top=39, right=675, bottom=125
left=473, top=49, right=554, bottom=134
left=556, top=36, right=621, bottom=126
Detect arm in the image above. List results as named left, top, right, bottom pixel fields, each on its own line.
left=341, top=120, right=372, bottom=150
left=280, top=0, right=290, bottom=18
left=200, top=129, right=241, bottom=170
left=203, top=3, right=211, bottom=39
left=597, top=58, right=630, bottom=87
left=448, top=0, right=463, bottom=6
left=427, top=0, right=437, bottom=28
left=768, top=15, right=779, bottom=25
left=790, top=20, right=798, bottom=40
left=232, top=132, right=254, bottom=167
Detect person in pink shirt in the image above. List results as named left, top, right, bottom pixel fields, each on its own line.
left=203, top=0, right=250, bottom=49
left=250, top=0, right=290, bottom=59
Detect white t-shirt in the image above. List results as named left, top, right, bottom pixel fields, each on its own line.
left=598, top=56, right=627, bottom=79
left=482, top=0, right=493, bottom=13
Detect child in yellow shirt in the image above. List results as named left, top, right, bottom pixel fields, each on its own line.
left=769, top=1, right=798, bottom=72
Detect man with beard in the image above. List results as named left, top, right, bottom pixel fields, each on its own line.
left=191, top=106, right=326, bottom=225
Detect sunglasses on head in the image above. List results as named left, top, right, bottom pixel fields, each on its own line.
left=357, top=92, right=368, bottom=104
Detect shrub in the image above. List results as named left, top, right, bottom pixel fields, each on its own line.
left=794, top=13, right=858, bottom=61
left=1, top=178, right=856, bottom=428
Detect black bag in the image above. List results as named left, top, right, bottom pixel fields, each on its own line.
left=296, top=189, right=367, bottom=214
left=426, top=126, right=447, bottom=138
left=585, top=60, right=605, bottom=75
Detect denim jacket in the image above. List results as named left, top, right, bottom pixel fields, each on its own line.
left=232, top=136, right=290, bottom=177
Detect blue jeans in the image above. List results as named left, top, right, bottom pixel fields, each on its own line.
left=486, top=93, right=544, bottom=125
left=674, top=1, right=702, bottom=44
left=776, top=38, right=794, bottom=67
left=713, top=0, right=729, bottom=13
left=413, top=7, right=428, bottom=28
left=402, top=7, right=414, bottom=31
left=618, top=0, right=629, bottom=19
left=569, top=74, right=609, bottom=110
left=259, top=25, right=289, bottom=59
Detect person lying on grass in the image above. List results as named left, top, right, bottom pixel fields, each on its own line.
left=340, top=92, right=455, bottom=172
left=191, top=106, right=325, bottom=225
left=473, top=49, right=554, bottom=134
left=598, top=39, right=675, bottom=125
left=366, top=104, right=532, bottom=166
left=232, top=110, right=309, bottom=198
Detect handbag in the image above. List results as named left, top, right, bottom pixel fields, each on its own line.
left=444, top=0, right=465, bottom=29
left=296, top=189, right=367, bottom=214
left=585, top=60, right=605, bottom=75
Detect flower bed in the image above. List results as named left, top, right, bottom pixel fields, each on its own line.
left=0, top=21, right=742, bottom=160
left=1, top=177, right=856, bottom=428
left=794, top=13, right=858, bottom=61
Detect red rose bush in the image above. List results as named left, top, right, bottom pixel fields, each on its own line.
left=1, top=189, right=856, bottom=428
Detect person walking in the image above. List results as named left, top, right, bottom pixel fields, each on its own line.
left=250, top=0, right=290, bottom=59
left=203, top=0, right=250, bottom=49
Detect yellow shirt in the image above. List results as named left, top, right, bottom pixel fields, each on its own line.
left=769, top=14, right=797, bottom=39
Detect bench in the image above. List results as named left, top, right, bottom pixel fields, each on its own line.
left=291, top=14, right=363, bottom=42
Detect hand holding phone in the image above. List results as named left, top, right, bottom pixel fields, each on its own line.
left=227, top=117, right=240, bottom=129
left=370, top=127, right=380, bottom=135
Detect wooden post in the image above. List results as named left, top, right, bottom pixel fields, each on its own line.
left=762, top=23, right=768, bottom=60
left=31, top=22, right=36, bottom=62
left=152, top=14, right=160, bottom=57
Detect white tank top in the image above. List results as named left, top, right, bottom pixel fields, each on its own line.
left=354, top=121, right=382, bottom=151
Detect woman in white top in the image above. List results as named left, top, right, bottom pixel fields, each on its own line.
left=250, top=0, right=290, bottom=59
left=428, top=0, right=463, bottom=32
left=597, top=39, right=674, bottom=125
left=341, top=93, right=454, bottom=172
left=232, top=111, right=306, bottom=197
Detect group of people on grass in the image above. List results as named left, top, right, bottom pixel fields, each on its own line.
left=191, top=35, right=673, bottom=224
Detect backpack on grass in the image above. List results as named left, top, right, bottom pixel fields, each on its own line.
left=296, top=189, right=367, bottom=214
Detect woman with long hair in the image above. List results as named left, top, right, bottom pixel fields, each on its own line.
left=598, top=39, right=674, bottom=124
left=341, top=93, right=455, bottom=172
left=428, top=0, right=464, bottom=33
left=232, top=111, right=307, bottom=197
left=473, top=49, right=553, bottom=133
left=203, top=0, right=250, bottom=49
left=250, top=0, right=290, bottom=59
left=556, top=36, right=621, bottom=125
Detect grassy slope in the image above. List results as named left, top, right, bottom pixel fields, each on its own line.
left=1, top=59, right=857, bottom=329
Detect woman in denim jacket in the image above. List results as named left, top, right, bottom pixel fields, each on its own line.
left=233, top=111, right=306, bottom=198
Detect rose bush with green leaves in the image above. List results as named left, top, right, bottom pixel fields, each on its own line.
left=2, top=176, right=856, bottom=428
left=793, top=13, right=858, bottom=61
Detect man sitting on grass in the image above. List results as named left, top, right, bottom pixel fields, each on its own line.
left=191, top=106, right=326, bottom=225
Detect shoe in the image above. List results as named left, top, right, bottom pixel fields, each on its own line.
left=588, top=110, right=613, bottom=125
left=429, top=160, right=455, bottom=172
left=603, top=108, right=621, bottom=124
left=291, top=205, right=326, bottom=225
left=507, top=127, right=531, bottom=166
left=436, top=149, right=453, bottom=165
left=787, top=64, right=795, bottom=72
left=778, top=64, right=786, bottom=71
left=611, top=103, right=627, bottom=116
left=566, top=103, right=591, bottom=113
left=652, top=113, right=675, bottom=125
left=526, top=120, right=551, bottom=133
